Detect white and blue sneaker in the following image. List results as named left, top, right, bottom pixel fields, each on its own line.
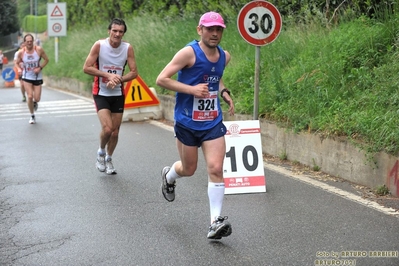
left=96, top=153, right=106, bottom=172
left=105, top=158, right=117, bottom=175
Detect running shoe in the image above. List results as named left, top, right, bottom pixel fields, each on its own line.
left=207, top=216, right=232, bottom=240
left=29, top=116, right=35, bottom=124
left=105, top=158, right=117, bottom=175
left=22, top=96, right=26, bottom=102
left=33, top=101, right=38, bottom=111
left=161, top=166, right=175, bottom=202
left=96, top=153, right=106, bottom=172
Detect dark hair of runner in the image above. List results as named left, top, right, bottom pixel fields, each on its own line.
left=108, top=18, right=127, bottom=33
left=23, top=33, right=34, bottom=42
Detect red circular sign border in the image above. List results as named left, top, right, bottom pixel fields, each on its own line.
left=237, top=1, right=282, bottom=46
left=52, top=23, right=62, bottom=33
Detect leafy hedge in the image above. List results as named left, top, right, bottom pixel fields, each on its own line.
left=23, top=15, right=47, bottom=33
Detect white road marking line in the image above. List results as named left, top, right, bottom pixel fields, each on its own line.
left=0, top=99, right=96, bottom=120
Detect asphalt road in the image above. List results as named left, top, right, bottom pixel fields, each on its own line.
left=1, top=84, right=398, bottom=266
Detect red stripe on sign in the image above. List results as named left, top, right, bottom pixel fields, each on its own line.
left=224, top=176, right=266, bottom=188
left=225, top=128, right=260, bottom=135
left=240, top=128, right=260, bottom=134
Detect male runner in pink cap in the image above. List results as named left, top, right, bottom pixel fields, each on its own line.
left=157, top=11, right=235, bottom=240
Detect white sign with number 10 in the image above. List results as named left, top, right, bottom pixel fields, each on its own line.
left=223, top=120, right=266, bottom=194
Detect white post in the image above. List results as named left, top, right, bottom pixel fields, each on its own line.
left=35, top=0, right=38, bottom=40
left=55, top=37, right=58, bottom=63
left=253, top=46, right=260, bottom=120
left=54, top=0, right=58, bottom=63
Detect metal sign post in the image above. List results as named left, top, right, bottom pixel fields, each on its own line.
left=237, top=0, right=282, bottom=119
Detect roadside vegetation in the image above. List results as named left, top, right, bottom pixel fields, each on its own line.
left=38, top=2, right=399, bottom=160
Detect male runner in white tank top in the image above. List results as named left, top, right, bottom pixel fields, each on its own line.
left=83, top=18, right=138, bottom=175
left=15, top=34, right=49, bottom=124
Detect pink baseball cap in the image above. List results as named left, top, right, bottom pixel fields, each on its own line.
left=198, top=12, right=226, bottom=28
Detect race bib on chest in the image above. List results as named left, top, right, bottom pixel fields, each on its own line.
left=192, top=91, right=219, bottom=121
left=101, top=65, right=122, bottom=83
left=25, top=61, right=39, bottom=72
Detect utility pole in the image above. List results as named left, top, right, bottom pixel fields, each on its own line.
left=35, top=0, right=38, bottom=39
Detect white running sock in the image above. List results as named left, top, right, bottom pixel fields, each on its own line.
left=208, top=182, right=225, bottom=223
left=98, top=148, right=105, bottom=155
left=166, top=162, right=181, bottom=184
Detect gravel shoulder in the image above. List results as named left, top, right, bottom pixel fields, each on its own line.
left=263, top=154, right=399, bottom=212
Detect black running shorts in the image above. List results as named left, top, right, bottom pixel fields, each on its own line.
left=93, top=94, right=125, bottom=113
left=22, top=79, right=43, bottom=86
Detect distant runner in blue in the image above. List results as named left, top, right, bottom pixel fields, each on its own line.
left=156, top=11, right=235, bottom=240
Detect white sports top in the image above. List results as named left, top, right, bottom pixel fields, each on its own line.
left=94, top=38, right=129, bottom=96
left=21, top=47, right=42, bottom=80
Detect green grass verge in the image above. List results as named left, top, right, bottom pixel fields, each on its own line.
left=42, top=14, right=399, bottom=157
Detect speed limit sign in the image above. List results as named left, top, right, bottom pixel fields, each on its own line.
left=237, top=0, right=282, bottom=46
left=223, top=120, right=266, bottom=194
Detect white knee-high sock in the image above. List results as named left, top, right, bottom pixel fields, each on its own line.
left=208, top=182, right=225, bottom=223
left=166, top=162, right=181, bottom=184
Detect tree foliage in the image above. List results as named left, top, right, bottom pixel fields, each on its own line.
left=0, top=0, right=19, bottom=36
left=16, top=0, right=47, bottom=25
left=61, top=0, right=395, bottom=28
left=13, top=0, right=396, bottom=32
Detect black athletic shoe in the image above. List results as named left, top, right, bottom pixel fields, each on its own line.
left=161, top=166, right=175, bottom=202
